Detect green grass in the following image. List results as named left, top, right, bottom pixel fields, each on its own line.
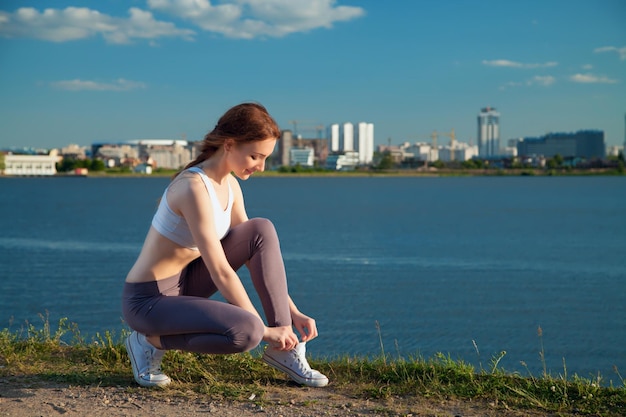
left=1, top=316, right=625, bottom=416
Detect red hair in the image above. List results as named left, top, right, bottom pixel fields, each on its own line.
left=175, top=102, right=280, bottom=177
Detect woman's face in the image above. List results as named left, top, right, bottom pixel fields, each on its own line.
left=228, top=138, right=277, bottom=180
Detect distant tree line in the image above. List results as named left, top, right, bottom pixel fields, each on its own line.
left=56, top=157, right=105, bottom=172
left=372, top=150, right=624, bottom=173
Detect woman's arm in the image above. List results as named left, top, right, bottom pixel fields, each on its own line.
left=170, top=174, right=298, bottom=350
left=229, top=175, right=249, bottom=227
left=288, top=296, right=319, bottom=342
left=171, top=175, right=260, bottom=320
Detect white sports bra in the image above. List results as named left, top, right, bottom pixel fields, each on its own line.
left=151, top=167, right=233, bottom=249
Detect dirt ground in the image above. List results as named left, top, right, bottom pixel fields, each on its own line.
left=0, top=376, right=567, bottom=417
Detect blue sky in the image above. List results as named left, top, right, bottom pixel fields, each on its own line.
left=1, top=0, right=625, bottom=151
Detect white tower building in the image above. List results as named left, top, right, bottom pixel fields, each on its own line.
left=356, top=122, right=375, bottom=164
left=366, top=123, right=374, bottom=164
left=477, top=107, right=501, bottom=157
left=329, top=124, right=340, bottom=152
left=623, top=113, right=626, bottom=161
left=342, top=122, right=354, bottom=151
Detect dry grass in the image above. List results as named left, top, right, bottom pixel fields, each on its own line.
left=1, top=315, right=625, bottom=416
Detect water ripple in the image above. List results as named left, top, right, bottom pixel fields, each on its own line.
left=0, top=237, right=140, bottom=253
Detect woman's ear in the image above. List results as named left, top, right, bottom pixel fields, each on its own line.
left=224, top=138, right=235, bottom=152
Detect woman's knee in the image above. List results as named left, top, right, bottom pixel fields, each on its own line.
left=248, top=217, right=276, bottom=235
left=249, top=217, right=280, bottom=247
left=231, top=316, right=264, bottom=352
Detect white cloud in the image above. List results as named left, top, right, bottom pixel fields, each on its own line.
left=594, top=46, right=626, bottom=60
left=0, top=6, right=195, bottom=44
left=0, top=1, right=365, bottom=43
left=499, top=75, right=555, bottom=90
left=498, top=81, right=522, bottom=91
left=582, top=64, right=593, bottom=70
left=147, top=0, right=366, bottom=39
left=482, top=59, right=558, bottom=69
left=569, top=73, right=618, bottom=84
left=528, top=75, right=555, bottom=86
left=51, top=78, right=147, bottom=91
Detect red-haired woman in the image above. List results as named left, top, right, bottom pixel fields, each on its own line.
left=122, top=103, right=328, bottom=388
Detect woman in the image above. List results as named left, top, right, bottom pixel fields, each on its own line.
left=122, top=103, right=328, bottom=388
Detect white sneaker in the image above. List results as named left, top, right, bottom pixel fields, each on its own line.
left=262, top=342, right=329, bottom=387
left=125, top=331, right=171, bottom=387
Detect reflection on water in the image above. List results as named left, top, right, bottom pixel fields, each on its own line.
left=0, top=237, right=140, bottom=253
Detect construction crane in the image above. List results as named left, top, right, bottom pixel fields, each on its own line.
left=403, top=132, right=438, bottom=162
left=288, top=120, right=302, bottom=137
left=440, top=129, right=456, bottom=161
left=430, top=129, right=456, bottom=161
left=430, top=130, right=438, bottom=149
left=313, top=124, right=325, bottom=139
left=288, top=120, right=324, bottom=138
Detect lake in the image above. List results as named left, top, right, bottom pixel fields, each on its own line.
left=1, top=175, right=624, bottom=384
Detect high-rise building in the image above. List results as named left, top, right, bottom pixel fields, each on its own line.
left=357, top=122, right=374, bottom=164
left=517, top=130, right=605, bottom=159
left=329, top=124, right=340, bottom=152
left=329, top=121, right=374, bottom=164
left=342, top=122, right=354, bottom=151
left=366, top=123, right=374, bottom=163
left=278, top=130, right=293, bottom=166
left=477, top=107, right=501, bottom=157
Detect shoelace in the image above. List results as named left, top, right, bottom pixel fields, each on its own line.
left=143, top=346, right=165, bottom=374
left=288, top=349, right=312, bottom=374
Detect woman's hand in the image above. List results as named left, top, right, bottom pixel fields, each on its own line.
left=291, top=310, right=319, bottom=343
left=263, top=325, right=298, bottom=350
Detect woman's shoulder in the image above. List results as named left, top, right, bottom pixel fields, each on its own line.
left=167, top=171, right=207, bottom=204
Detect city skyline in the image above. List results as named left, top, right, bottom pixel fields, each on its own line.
left=1, top=1, right=625, bottom=150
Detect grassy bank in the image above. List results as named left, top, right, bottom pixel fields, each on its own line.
left=1, top=317, right=625, bottom=416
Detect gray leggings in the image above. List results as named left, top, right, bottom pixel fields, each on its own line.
left=122, top=218, right=290, bottom=354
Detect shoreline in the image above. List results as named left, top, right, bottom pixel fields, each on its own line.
left=2, top=167, right=624, bottom=178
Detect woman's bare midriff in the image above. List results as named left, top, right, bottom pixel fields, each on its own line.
left=125, top=227, right=201, bottom=283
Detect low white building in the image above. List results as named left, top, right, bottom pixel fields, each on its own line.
left=148, top=143, right=192, bottom=170
left=607, top=145, right=623, bottom=157
left=326, top=151, right=359, bottom=170
left=93, top=139, right=196, bottom=169
left=438, top=143, right=479, bottom=162
left=60, top=144, right=88, bottom=159
left=134, top=163, right=153, bottom=174
left=3, top=152, right=62, bottom=176
left=405, top=142, right=437, bottom=161
left=290, top=147, right=314, bottom=167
